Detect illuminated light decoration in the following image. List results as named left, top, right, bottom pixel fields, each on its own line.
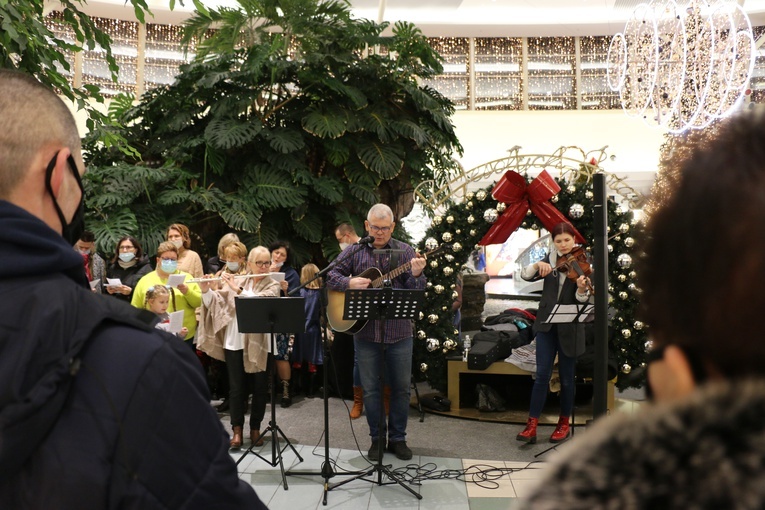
left=609, top=0, right=755, bottom=133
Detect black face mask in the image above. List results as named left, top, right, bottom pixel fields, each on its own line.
left=44, top=152, right=85, bottom=246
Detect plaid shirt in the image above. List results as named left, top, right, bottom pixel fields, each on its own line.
left=326, top=238, right=426, bottom=344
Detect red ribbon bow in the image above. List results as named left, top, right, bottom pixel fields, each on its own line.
left=478, top=170, right=586, bottom=246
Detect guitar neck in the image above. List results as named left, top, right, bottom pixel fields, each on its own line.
left=371, top=260, right=413, bottom=288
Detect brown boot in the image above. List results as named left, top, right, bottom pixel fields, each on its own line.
left=250, top=428, right=264, bottom=447
left=350, top=386, right=364, bottom=419
left=230, top=426, right=243, bottom=449
left=383, top=385, right=391, bottom=415
left=516, top=417, right=538, bottom=444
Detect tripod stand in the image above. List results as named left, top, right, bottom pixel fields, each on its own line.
left=327, top=287, right=424, bottom=501
left=285, top=266, right=366, bottom=505
left=532, top=303, right=593, bottom=459
left=234, top=296, right=305, bottom=489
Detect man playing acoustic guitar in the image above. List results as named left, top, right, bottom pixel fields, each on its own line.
left=326, top=204, right=426, bottom=461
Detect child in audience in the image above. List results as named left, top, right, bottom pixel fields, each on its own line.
left=145, top=285, right=188, bottom=338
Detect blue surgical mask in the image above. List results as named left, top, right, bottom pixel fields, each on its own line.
left=161, top=259, right=178, bottom=273
left=226, top=261, right=240, bottom=272
left=119, top=252, right=136, bottom=263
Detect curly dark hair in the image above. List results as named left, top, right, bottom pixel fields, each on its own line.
left=640, top=107, right=765, bottom=379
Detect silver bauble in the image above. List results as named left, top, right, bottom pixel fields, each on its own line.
left=567, top=185, right=576, bottom=194
left=614, top=235, right=621, bottom=242
left=432, top=215, right=443, bottom=226
left=453, top=328, right=459, bottom=336
left=617, top=253, right=633, bottom=268
left=450, top=284, right=456, bottom=289
left=456, top=229, right=461, bottom=235
left=430, top=260, right=439, bottom=269
left=644, top=340, right=653, bottom=351
left=475, top=190, right=487, bottom=201
left=628, top=283, right=639, bottom=293
left=467, top=215, right=475, bottom=224
left=425, top=237, right=439, bottom=251
left=629, top=271, right=637, bottom=279
left=466, top=201, right=474, bottom=210
left=443, top=266, right=454, bottom=276
left=427, top=314, right=439, bottom=324
left=426, top=281, right=433, bottom=288
left=426, top=338, right=440, bottom=352
left=619, top=223, right=630, bottom=234
left=442, top=232, right=453, bottom=243
left=622, top=364, right=632, bottom=374
left=444, top=339, right=457, bottom=350
left=446, top=215, right=455, bottom=224
left=608, top=244, right=613, bottom=253
left=618, top=274, right=627, bottom=282
left=452, top=242, right=463, bottom=252
left=420, top=363, right=428, bottom=373
left=585, top=190, right=594, bottom=199
left=525, top=209, right=532, bottom=216
left=496, top=203, right=506, bottom=213
left=483, top=209, right=498, bottom=223
left=624, top=237, right=635, bottom=248
left=622, top=329, right=632, bottom=338
left=466, top=191, right=475, bottom=200
left=469, top=229, right=477, bottom=236
left=445, top=254, right=454, bottom=262
left=442, top=306, right=448, bottom=311
left=634, top=321, right=645, bottom=330
left=434, top=285, right=444, bottom=294
left=608, top=284, right=615, bottom=293
left=452, top=290, right=459, bottom=300
left=619, top=291, right=629, bottom=300
left=569, top=203, right=585, bottom=219
left=418, top=312, right=424, bottom=320
left=551, top=194, right=559, bottom=203
left=417, top=330, right=427, bottom=340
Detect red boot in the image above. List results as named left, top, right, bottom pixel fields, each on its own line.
left=550, top=416, right=571, bottom=443
left=516, top=417, right=538, bottom=444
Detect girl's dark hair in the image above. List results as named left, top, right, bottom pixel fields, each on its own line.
left=640, top=107, right=765, bottom=380
left=112, top=235, right=143, bottom=263
left=268, top=240, right=291, bottom=265
left=550, top=222, right=577, bottom=240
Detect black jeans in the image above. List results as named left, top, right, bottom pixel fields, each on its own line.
left=224, top=349, right=269, bottom=431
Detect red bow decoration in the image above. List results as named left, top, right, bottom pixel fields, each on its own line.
left=478, top=170, right=586, bottom=246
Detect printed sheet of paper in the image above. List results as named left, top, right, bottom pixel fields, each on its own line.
left=89, top=279, right=100, bottom=291
left=166, top=273, right=186, bottom=288
left=106, top=278, right=123, bottom=287
left=267, top=272, right=285, bottom=282
left=167, top=310, right=184, bottom=334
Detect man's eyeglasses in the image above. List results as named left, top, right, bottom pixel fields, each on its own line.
left=368, top=225, right=392, bottom=234
left=253, top=261, right=270, bottom=267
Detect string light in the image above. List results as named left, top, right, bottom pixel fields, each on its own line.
left=474, top=38, right=522, bottom=110
left=423, top=38, right=469, bottom=110
left=145, top=24, right=194, bottom=89
left=608, top=0, right=755, bottom=133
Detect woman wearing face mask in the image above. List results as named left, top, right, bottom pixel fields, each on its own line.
left=166, top=223, right=204, bottom=279
left=131, top=241, right=202, bottom=345
left=105, top=235, right=152, bottom=303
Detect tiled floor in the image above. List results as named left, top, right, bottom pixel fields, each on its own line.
left=233, top=439, right=552, bottom=509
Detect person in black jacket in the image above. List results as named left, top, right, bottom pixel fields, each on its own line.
left=105, top=235, right=152, bottom=303
left=0, top=69, right=267, bottom=509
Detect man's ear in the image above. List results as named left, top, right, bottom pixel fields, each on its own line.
left=48, top=149, right=72, bottom=198
left=663, top=345, right=697, bottom=397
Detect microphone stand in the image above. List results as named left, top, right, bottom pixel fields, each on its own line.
left=285, top=242, right=368, bottom=505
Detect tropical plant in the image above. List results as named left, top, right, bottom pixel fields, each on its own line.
left=84, top=0, right=463, bottom=262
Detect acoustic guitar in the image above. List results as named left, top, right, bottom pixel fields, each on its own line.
left=327, top=245, right=448, bottom=334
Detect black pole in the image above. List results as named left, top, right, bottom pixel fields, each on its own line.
left=593, top=173, right=609, bottom=418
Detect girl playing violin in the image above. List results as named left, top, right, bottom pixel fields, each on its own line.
left=517, top=221, right=592, bottom=445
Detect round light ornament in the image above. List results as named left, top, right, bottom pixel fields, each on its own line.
left=432, top=216, right=443, bottom=226
left=622, top=364, right=632, bottom=374
left=634, top=321, right=645, bottom=330
left=585, top=190, right=594, bottom=199
left=426, top=338, right=440, bottom=352
left=446, top=215, right=455, bottom=224
left=420, top=363, right=428, bottom=373
left=619, top=223, right=630, bottom=234
left=467, top=215, right=475, bottom=224
left=452, top=242, right=462, bottom=252
left=434, top=285, right=444, bottom=294
left=443, top=266, right=454, bottom=276
left=417, top=330, right=427, bottom=340
left=484, top=209, right=498, bottom=223
left=617, top=254, right=633, bottom=268
left=624, top=237, right=635, bottom=248
left=619, top=291, right=629, bottom=300
left=496, top=203, right=506, bottom=213
left=622, top=329, right=632, bottom=338
left=425, top=237, right=439, bottom=251
left=569, top=203, right=585, bottom=219
left=427, top=314, right=439, bottom=324
left=475, top=190, right=487, bottom=201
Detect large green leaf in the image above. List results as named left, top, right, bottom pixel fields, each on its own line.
left=219, top=198, right=262, bottom=233
left=243, top=165, right=306, bottom=209
left=266, top=128, right=305, bottom=154
left=205, top=117, right=263, bottom=149
left=292, top=213, right=323, bottom=243
left=356, top=141, right=404, bottom=179
left=301, top=107, right=348, bottom=139
left=87, top=207, right=138, bottom=254
left=310, top=176, right=344, bottom=204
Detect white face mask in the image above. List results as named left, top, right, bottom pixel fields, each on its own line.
left=226, top=261, right=240, bottom=272
left=171, top=240, right=183, bottom=249
left=339, top=242, right=350, bottom=250
left=271, top=261, right=283, bottom=268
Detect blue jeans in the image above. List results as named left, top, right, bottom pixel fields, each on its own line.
left=355, top=337, right=412, bottom=443
left=529, top=327, right=576, bottom=419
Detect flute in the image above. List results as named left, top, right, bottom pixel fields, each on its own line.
left=187, top=273, right=282, bottom=283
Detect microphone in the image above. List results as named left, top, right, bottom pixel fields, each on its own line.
left=356, top=235, right=374, bottom=245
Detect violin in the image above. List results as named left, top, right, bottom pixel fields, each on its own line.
left=554, top=246, right=595, bottom=295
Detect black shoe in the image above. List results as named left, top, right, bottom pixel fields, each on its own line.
left=387, top=441, right=412, bottom=461
left=368, top=440, right=382, bottom=461
left=280, top=395, right=292, bottom=408
left=215, top=399, right=229, bottom=412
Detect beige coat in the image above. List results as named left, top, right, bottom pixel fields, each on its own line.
left=196, top=275, right=281, bottom=373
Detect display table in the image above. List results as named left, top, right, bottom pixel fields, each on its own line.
left=444, top=359, right=615, bottom=425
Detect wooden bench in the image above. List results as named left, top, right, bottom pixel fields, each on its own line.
left=446, top=359, right=615, bottom=423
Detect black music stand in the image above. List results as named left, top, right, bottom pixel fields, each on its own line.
left=327, top=287, right=425, bottom=501
left=534, top=302, right=594, bottom=459
left=235, top=296, right=306, bottom=489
